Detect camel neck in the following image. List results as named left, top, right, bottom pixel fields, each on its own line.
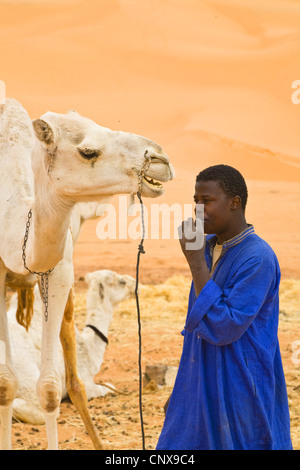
left=24, top=144, right=75, bottom=273
left=85, top=296, right=113, bottom=339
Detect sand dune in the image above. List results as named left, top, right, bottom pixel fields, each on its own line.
left=1, top=0, right=300, bottom=451
left=1, top=0, right=300, bottom=277
left=1, top=0, right=300, bottom=175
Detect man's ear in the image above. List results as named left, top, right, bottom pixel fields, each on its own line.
left=231, top=195, right=242, bottom=210
left=32, top=119, right=54, bottom=145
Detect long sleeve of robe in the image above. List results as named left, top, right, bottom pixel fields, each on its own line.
left=156, top=230, right=292, bottom=450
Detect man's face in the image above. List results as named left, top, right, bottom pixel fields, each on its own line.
left=194, top=180, right=233, bottom=235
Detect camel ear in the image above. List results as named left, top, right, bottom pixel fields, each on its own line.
left=85, top=272, right=92, bottom=284
left=32, top=119, right=54, bottom=145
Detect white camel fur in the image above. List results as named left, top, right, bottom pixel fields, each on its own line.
left=0, top=98, right=174, bottom=450
left=6, top=200, right=110, bottom=427
left=8, top=269, right=135, bottom=425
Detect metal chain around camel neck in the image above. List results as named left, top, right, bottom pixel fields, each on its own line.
left=22, top=209, right=54, bottom=322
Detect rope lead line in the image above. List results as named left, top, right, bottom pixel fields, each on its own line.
left=134, top=149, right=151, bottom=451
left=135, top=189, right=146, bottom=451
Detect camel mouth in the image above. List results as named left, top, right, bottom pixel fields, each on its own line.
left=139, top=157, right=174, bottom=196
left=142, top=175, right=163, bottom=189
left=141, top=175, right=164, bottom=195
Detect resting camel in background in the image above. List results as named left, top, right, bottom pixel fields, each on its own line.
left=8, top=269, right=136, bottom=426
left=0, top=98, right=174, bottom=450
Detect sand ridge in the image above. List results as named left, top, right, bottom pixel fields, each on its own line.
left=0, top=0, right=299, bottom=450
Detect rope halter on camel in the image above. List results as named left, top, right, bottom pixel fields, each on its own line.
left=137, top=150, right=152, bottom=197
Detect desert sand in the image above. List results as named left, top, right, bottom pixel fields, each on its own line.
left=1, top=0, right=300, bottom=450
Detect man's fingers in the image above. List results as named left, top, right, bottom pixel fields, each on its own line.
left=184, top=217, right=199, bottom=240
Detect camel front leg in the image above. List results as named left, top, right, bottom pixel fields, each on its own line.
left=0, top=359, right=18, bottom=450
left=36, top=266, right=73, bottom=450
left=60, top=288, right=103, bottom=450
left=0, top=261, right=18, bottom=450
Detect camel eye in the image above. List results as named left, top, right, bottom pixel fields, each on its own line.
left=78, top=148, right=101, bottom=160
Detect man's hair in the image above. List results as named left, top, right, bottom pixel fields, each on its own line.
left=196, top=164, right=248, bottom=211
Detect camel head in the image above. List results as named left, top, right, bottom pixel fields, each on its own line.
left=85, top=269, right=136, bottom=306
left=32, top=110, right=175, bottom=202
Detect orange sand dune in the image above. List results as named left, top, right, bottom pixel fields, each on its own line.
left=1, top=0, right=300, bottom=282
left=1, top=0, right=300, bottom=451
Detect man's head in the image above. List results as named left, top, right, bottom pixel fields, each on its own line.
left=194, top=164, right=248, bottom=241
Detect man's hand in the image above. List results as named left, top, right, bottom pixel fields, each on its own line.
left=178, top=213, right=210, bottom=297
left=178, top=217, right=205, bottom=259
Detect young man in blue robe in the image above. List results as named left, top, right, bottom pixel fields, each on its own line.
left=156, top=164, right=292, bottom=450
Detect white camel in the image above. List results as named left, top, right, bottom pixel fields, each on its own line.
left=8, top=269, right=135, bottom=425
left=6, top=200, right=110, bottom=427
left=0, top=98, right=174, bottom=450
left=8, top=200, right=105, bottom=333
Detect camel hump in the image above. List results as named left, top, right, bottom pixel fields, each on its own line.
left=0, top=98, right=35, bottom=272
left=0, top=98, right=35, bottom=151
left=0, top=97, right=35, bottom=201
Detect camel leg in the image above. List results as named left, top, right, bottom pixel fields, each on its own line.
left=36, top=265, right=73, bottom=451
left=60, top=288, right=103, bottom=450
left=0, top=260, right=18, bottom=450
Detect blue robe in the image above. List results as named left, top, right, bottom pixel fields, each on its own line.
left=156, top=228, right=292, bottom=450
